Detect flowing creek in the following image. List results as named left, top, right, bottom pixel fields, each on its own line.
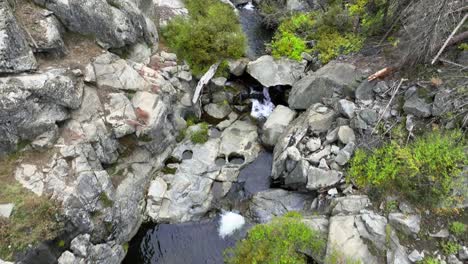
left=123, top=2, right=276, bottom=263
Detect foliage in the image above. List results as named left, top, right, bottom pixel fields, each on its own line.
left=440, top=241, right=460, bottom=255
left=225, top=213, right=326, bottom=264
left=0, top=184, right=63, bottom=261
left=347, top=0, right=388, bottom=35
left=162, top=0, right=246, bottom=75
left=347, top=130, right=466, bottom=208
left=325, top=247, right=363, bottom=264
left=270, top=10, right=363, bottom=63
left=459, top=43, right=468, bottom=51
left=449, top=221, right=466, bottom=236
left=190, top=123, right=209, bottom=144
left=99, top=192, right=114, bottom=208
left=418, top=257, right=442, bottom=264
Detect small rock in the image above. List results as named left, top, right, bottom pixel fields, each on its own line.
left=447, top=254, right=462, bottom=264
left=306, top=137, right=321, bottom=152
left=337, top=126, right=356, bottom=144
left=355, top=80, right=375, bottom=101
left=335, top=142, right=355, bottom=166
left=261, top=105, right=297, bottom=147
left=408, top=249, right=424, bottom=263
left=326, top=128, right=339, bottom=143
left=328, top=188, right=338, bottom=196
left=373, top=81, right=389, bottom=94
left=203, top=103, right=231, bottom=119
left=459, top=246, right=468, bottom=260
left=306, top=167, right=342, bottom=191
left=0, top=203, right=14, bottom=218
left=318, top=158, right=329, bottom=170
left=177, top=71, right=192, bottom=82
left=160, top=51, right=177, bottom=61
left=70, top=234, right=91, bottom=258
left=57, top=251, right=77, bottom=264
left=211, top=77, right=227, bottom=88
left=338, top=99, right=356, bottom=118
left=389, top=213, right=421, bottom=235
left=228, top=58, right=248, bottom=76
left=359, top=109, right=378, bottom=125
left=429, top=229, right=450, bottom=238
left=403, top=87, right=432, bottom=118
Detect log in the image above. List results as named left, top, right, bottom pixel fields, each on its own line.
left=432, top=14, right=468, bottom=65
left=192, top=62, right=220, bottom=105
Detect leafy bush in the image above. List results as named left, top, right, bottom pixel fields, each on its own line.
left=190, top=122, right=209, bottom=144
left=162, top=0, right=246, bottom=75
left=419, top=257, right=442, bottom=264
left=225, top=213, right=326, bottom=264
left=440, top=241, right=460, bottom=255
left=347, top=130, right=466, bottom=208
left=270, top=11, right=363, bottom=63
left=449, top=221, right=466, bottom=236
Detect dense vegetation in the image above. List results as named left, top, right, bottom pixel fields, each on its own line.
left=162, top=0, right=246, bottom=75
left=225, top=212, right=326, bottom=264
left=0, top=150, right=63, bottom=261
left=347, top=130, right=466, bottom=208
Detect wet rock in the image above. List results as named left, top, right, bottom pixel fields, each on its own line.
left=330, top=195, right=371, bottom=216
left=0, top=203, right=14, bottom=218
left=204, top=103, right=232, bottom=120
left=0, top=0, right=37, bottom=73
left=338, top=99, right=356, bottom=118
left=249, top=189, right=313, bottom=223
left=289, top=62, right=362, bottom=109
left=104, top=93, right=136, bottom=138
left=403, top=87, right=432, bottom=117
left=92, top=53, right=150, bottom=91
left=337, top=126, right=356, bottom=144
left=33, top=0, right=158, bottom=49
left=246, top=55, right=305, bottom=87
left=388, top=213, right=421, bottom=235
left=261, top=105, right=297, bottom=147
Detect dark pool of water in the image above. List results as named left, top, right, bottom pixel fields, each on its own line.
left=238, top=4, right=273, bottom=59
left=123, top=218, right=248, bottom=264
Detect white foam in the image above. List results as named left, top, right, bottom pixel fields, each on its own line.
left=218, top=212, right=245, bottom=239
left=242, top=2, right=255, bottom=10
left=250, top=87, right=275, bottom=119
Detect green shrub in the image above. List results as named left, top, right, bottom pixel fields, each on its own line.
left=419, top=257, right=442, bottom=264
left=440, top=241, right=461, bottom=255
left=270, top=11, right=363, bottom=63
left=225, top=214, right=326, bottom=264
left=190, top=123, right=209, bottom=144
left=347, top=130, right=466, bottom=208
left=449, top=221, right=466, bottom=236
left=162, top=0, right=246, bottom=75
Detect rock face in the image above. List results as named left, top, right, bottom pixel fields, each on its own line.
left=272, top=103, right=359, bottom=191
left=288, top=62, right=362, bottom=110
left=0, top=0, right=37, bottom=73
left=32, top=0, right=158, bottom=49
left=246, top=55, right=305, bottom=87
left=261, top=105, right=297, bottom=147
left=147, top=119, right=261, bottom=222
left=0, top=69, right=83, bottom=155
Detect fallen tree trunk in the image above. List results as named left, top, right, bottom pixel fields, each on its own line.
left=192, top=62, right=220, bottom=105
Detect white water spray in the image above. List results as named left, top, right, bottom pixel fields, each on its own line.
left=250, top=87, right=275, bottom=119
left=218, top=212, right=245, bottom=239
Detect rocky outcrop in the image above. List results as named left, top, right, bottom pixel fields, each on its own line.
left=0, top=0, right=37, bottom=73
left=246, top=55, right=305, bottom=87
left=271, top=103, right=358, bottom=191
left=147, top=119, right=261, bottom=222
left=0, top=69, right=83, bottom=155
left=288, top=62, right=363, bottom=110
left=32, top=0, right=158, bottom=49
left=154, top=0, right=188, bottom=26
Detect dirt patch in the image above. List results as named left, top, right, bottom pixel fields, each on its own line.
left=36, top=32, right=105, bottom=70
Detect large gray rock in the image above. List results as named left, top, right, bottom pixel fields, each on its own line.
left=388, top=213, right=421, bottom=235
left=33, top=0, right=158, bottom=49
left=330, top=195, right=371, bottom=216
left=0, top=0, right=37, bottom=73
left=289, top=62, right=362, bottom=109
left=261, top=105, right=297, bottom=147
left=0, top=69, right=83, bottom=155
left=92, top=53, right=150, bottom=91
left=246, top=55, right=305, bottom=87
left=249, top=189, right=313, bottom=223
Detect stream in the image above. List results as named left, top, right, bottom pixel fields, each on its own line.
left=123, top=2, right=275, bottom=263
